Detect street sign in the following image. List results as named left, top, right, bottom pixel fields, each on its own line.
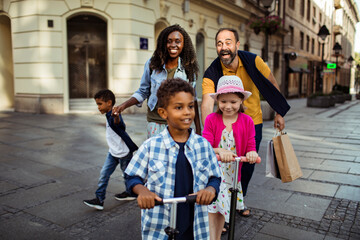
left=140, top=37, right=148, bottom=50
left=327, top=63, right=336, bottom=69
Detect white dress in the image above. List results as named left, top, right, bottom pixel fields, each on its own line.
left=208, top=129, right=244, bottom=223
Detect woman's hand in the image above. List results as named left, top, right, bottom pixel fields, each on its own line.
left=112, top=104, right=126, bottom=116
left=112, top=97, right=139, bottom=117
left=246, top=151, right=258, bottom=164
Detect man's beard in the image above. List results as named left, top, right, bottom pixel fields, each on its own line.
left=218, top=49, right=237, bottom=65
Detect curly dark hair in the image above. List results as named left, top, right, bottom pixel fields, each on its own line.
left=94, top=89, right=116, bottom=106
left=150, top=24, right=198, bottom=83
left=157, top=78, right=195, bottom=108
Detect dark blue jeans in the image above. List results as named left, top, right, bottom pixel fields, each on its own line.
left=241, top=123, right=262, bottom=197
left=95, top=152, right=132, bottom=202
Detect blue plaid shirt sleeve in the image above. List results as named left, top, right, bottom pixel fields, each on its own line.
left=124, top=129, right=222, bottom=239
left=124, top=139, right=150, bottom=180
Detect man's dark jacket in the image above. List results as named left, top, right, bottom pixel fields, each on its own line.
left=203, top=50, right=290, bottom=117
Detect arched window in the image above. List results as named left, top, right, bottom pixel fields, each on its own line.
left=244, top=43, right=249, bottom=51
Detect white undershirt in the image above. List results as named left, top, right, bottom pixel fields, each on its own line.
left=106, top=120, right=130, bottom=158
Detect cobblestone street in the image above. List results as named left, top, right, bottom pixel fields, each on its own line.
left=0, top=98, right=359, bottom=240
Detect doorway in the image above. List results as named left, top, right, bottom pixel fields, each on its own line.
left=0, top=15, right=14, bottom=110
left=67, top=15, right=107, bottom=99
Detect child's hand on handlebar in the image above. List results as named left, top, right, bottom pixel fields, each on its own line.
left=194, top=186, right=216, bottom=205
left=133, top=184, right=162, bottom=209
left=246, top=151, right=258, bottom=164
left=217, top=149, right=237, bottom=163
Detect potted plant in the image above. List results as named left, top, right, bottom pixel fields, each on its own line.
left=307, top=92, right=334, bottom=108
left=249, top=15, right=282, bottom=35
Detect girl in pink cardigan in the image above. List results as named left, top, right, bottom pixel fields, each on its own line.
left=202, top=75, right=258, bottom=239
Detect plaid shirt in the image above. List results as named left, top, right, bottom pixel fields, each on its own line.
left=125, top=128, right=221, bottom=240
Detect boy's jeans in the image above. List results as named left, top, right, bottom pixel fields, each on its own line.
left=95, top=152, right=132, bottom=202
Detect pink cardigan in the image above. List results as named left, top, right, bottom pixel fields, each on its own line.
left=202, top=112, right=256, bottom=180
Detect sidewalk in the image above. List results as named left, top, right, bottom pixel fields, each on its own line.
left=0, top=98, right=359, bottom=240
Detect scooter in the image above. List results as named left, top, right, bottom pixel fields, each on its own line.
left=155, top=156, right=261, bottom=240
left=217, top=155, right=261, bottom=240
left=155, top=195, right=197, bottom=240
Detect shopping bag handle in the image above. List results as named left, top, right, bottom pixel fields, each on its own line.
left=216, top=154, right=261, bottom=164
left=274, top=128, right=286, bottom=136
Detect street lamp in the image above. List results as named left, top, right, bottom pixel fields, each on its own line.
left=333, top=42, right=342, bottom=86
left=347, top=56, right=354, bottom=93
left=317, top=25, right=330, bottom=92
left=356, top=64, right=360, bottom=94
left=260, top=0, right=274, bottom=63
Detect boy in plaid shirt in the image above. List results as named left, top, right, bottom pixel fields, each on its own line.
left=125, top=78, right=221, bottom=239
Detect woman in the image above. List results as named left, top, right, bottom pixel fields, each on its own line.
left=113, top=24, right=200, bottom=137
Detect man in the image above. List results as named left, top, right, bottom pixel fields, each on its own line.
left=201, top=28, right=290, bottom=217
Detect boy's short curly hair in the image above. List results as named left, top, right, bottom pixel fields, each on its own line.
left=94, top=89, right=116, bottom=106
left=157, top=78, right=195, bottom=108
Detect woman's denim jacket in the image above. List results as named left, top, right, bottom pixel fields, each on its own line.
left=132, top=57, right=195, bottom=111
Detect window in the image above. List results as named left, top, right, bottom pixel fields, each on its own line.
left=307, top=0, right=311, bottom=21
left=300, top=32, right=304, bottom=50
left=289, top=26, right=294, bottom=46
left=300, top=0, right=305, bottom=16
left=289, top=0, right=295, bottom=10
left=306, top=35, right=310, bottom=52
left=318, top=41, right=321, bottom=56
left=311, top=38, right=315, bottom=54
left=313, top=6, right=316, bottom=19
left=319, top=13, right=322, bottom=23
left=274, top=51, right=280, bottom=69
left=244, top=43, right=249, bottom=51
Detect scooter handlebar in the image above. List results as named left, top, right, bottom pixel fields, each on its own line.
left=155, top=195, right=198, bottom=206
left=216, top=154, right=261, bottom=164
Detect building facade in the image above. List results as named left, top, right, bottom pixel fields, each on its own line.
left=0, top=0, right=358, bottom=114
left=283, top=0, right=359, bottom=97
left=0, top=0, right=288, bottom=113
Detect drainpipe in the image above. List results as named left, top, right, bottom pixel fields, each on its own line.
left=280, top=0, right=286, bottom=95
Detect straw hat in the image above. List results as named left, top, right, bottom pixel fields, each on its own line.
left=210, top=75, right=252, bottom=100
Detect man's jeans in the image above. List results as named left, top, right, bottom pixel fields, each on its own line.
left=241, top=123, right=263, bottom=197
left=95, top=152, right=132, bottom=202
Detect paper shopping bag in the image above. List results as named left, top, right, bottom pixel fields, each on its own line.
left=272, top=131, right=302, bottom=183
left=265, top=140, right=281, bottom=179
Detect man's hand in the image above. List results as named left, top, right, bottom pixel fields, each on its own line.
left=133, top=184, right=162, bottom=209
left=195, top=186, right=216, bottom=205
left=274, top=113, right=285, bottom=131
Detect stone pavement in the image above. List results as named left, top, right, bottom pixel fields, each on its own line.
left=0, top=98, right=359, bottom=240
